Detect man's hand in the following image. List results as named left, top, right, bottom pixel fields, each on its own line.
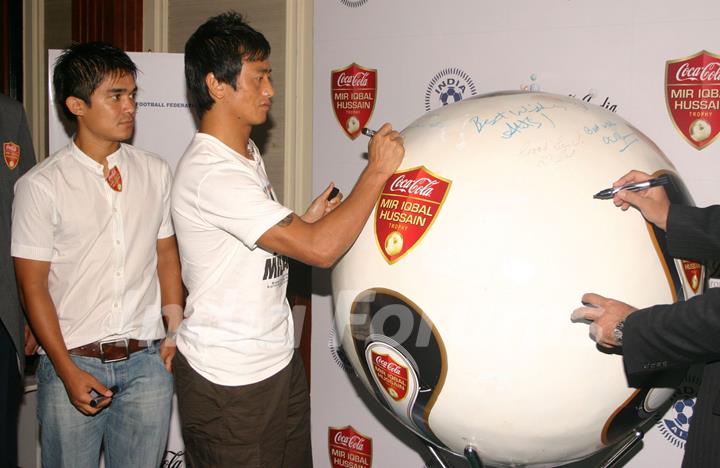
left=612, top=170, right=671, bottom=231
left=58, top=364, right=114, bottom=415
left=301, top=184, right=343, bottom=224
left=24, top=324, right=39, bottom=355
left=366, top=122, right=405, bottom=178
left=160, top=304, right=183, bottom=372
left=160, top=338, right=176, bottom=372
left=571, top=292, right=637, bottom=347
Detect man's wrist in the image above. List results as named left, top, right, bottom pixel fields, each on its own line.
left=164, top=329, right=178, bottom=341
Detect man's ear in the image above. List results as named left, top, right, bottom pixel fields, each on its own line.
left=65, top=96, right=86, bottom=117
left=205, top=72, right=225, bottom=102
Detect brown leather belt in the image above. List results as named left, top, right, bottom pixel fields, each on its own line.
left=68, top=338, right=154, bottom=363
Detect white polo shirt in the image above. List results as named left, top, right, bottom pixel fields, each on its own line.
left=171, top=133, right=294, bottom=386
left=11, top=141, right=173, bottom=350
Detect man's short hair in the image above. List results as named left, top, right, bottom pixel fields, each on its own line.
left=184, top=11, right=271, bottom=119
left=53, top=42, right=138, bottom=122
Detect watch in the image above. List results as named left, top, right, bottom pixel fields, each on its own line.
left=612, top=319, right=625, bottom=346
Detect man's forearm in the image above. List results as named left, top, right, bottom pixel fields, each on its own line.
left=157, top=236, right=184, bottom=333
left=19, top=283, right=74, bottom=377
left=311, top=167, right=389, bottom=257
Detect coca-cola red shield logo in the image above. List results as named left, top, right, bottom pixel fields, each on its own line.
left=331, top=63, right=377, bottom=140
left=375, top=166, right=452, bottom=264
left=371, top=352, right=408, bottom=401
left=681, top=259, right=702, bottom=294
left=328, top=426, right=372, bottom=468
left=665, top=50, right=720, bottom=150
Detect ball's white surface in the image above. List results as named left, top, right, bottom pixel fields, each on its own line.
left=332, top=92, right=680, bottom=466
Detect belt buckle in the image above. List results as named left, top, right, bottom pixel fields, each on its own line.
left=100, top=338, right=129, bottom=363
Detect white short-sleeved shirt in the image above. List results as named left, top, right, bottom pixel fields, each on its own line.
left=11, top=141, right=173, bottom=350
left=171, top=133, right=293, bottom=386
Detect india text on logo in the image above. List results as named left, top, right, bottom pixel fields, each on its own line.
left=424, top=67, right=477, bottom=112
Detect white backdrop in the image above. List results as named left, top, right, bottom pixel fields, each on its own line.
left=312, top=2, right=720, bottom=467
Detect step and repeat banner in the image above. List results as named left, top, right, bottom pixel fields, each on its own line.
left=312, top=1, right=720, bottom=468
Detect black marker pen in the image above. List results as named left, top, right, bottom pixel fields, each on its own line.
left=327, top=187, right=340, bottom=201
left=593, top=175, right=670, bottom=200
left=361, top=127, right=377, bottom=137
left=90, top=385, right=119, bottom=408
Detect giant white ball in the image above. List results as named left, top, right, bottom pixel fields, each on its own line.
left=331, top=92, right=700, bottom=467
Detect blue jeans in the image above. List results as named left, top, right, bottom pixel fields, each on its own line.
left=37, top=341, right=173, bottom=468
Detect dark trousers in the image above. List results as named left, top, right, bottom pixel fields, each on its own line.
left=0, top=322, right=21, bottom=468
left=174, top=351, right=313, bottom=468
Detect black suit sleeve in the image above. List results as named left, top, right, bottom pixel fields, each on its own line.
left=15, top=100, right=37, bottom=176
left=622, top=204, right=720, bottom=388
left=623, top=288, right=720, bottom=387
left=666, top=204, right=720, bottom=263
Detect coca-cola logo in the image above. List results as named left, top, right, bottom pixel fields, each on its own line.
left=389, top=175, right=439, bottom=197
left=328, top=426, right=373, bottom=468
left=375, top=354, right=402, bottom=375
left=331, top=63, right=376, bottom=140
left=161, top=450, right=184, bottom=468
left=333, top=432, right=366, bottom=451
left=336, top=71, right=370, bottom=88
left=675, top=62, right=720, bottom=82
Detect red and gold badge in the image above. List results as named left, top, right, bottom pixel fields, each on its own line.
left=331, top=63, right=377, bottom=140
left=3, top=141, right=20, bottom=170
left=665, top=50, right=720, bottom=150
left=328, top=426, right=373, bottom=468
left=106, top=166, right=123, bottom=192
left=375, top=166, right=451, bottom=264
left=681, top=259, right=703, bottom=294
left=370, top=351, right=408, bottom=401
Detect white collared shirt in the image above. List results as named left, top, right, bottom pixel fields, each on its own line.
left=11, top=140, right=173, bottom=350
left=172, top=133, right=293, bottom=386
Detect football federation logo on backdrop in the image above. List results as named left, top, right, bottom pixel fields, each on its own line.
left=328, top=426, right=372, bottom=468
left=657, top=371, right=701, bottom=449
left=665, top=50, right=720, bottom=150
left=328, top=325, right=351, bottom=371
left=375, top=166, right=451, bottom=264
left=332, top=63, right=377, bottom=139
left=339, top=0, right=369, bottom=6
left=424, top=67, right=477, bottom=111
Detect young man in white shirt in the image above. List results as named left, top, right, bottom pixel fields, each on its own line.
left=12, top=42, right=183, bottom=468
left=172, top=12, right=404, bottom=468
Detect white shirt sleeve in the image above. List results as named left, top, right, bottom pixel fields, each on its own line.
left=196, top=165, right=292, bottom=249
left=11, top=175, right=55, bottom=261
left=157, top=160, right=175, bottom=240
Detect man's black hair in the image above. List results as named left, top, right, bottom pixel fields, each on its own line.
left=53, top=42, right=138, bottom=121
left=184, top=11, right=271, bottom=119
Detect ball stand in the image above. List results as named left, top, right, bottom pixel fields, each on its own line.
left=423, top=428, right=644, bottom=468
